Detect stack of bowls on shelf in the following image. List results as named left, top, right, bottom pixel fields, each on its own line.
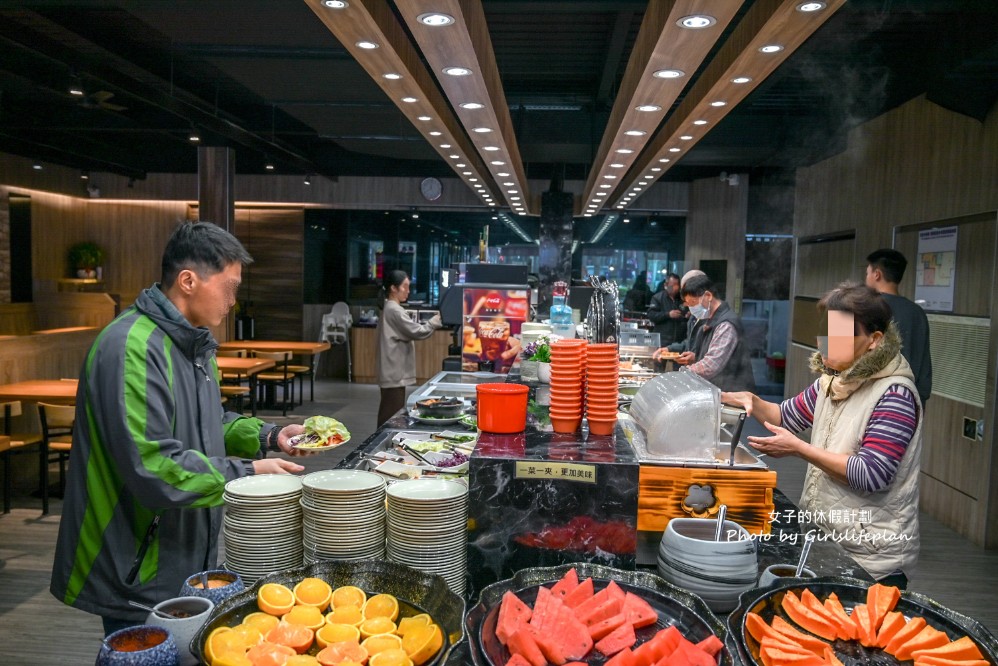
left=386, top=479, right=469, bottom=596
left=222, top=475, right=303, bottom=584
left=519, top=321, right=553, bottom=350
left=585, top=342, right=619, bottom=435
left=657, top=517, right=758, bottom=613
left=548, top=339, right=588, bottom=433
left=300, top=470, right=386, bottom=564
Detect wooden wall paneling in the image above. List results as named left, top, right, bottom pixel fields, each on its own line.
left=0, top=328, right=98, bottom=385
left=920, top=397, right=987, bottom=498
left=920, top=474, right=982, bottom=545
left=786, top=343, right=815, bottom=400
left=0, top=303, right=36, bottom=335
left=350, top=327, right=451, bottom=385
left=685, top=176, right=748, bottom=310
left=794, top=235, right=857, bottom=298
left=32, top=293, right=116, bottom=330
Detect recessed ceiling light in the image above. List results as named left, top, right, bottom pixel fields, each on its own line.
left=636, top=104, right=661, bottom=112
left=455, top=162, right=466, bottom=167
left=417, top=115, right=431, bottom=121
left=633, top=187, right=642, bottom=191
left=443, top=66, right=472, bottom=76
left=710, top=100, right=727, bottom=107
left=610, top=163, right=625, bottom=168
left=497, top=172, right=509, bottom=177
left=615, top=148, right=634, bottom=154
left=659, top=158, right=670, bottom=163
left=584, top=213, right=593, bottom=217
left=429, top=131, right=442, bottom=136
left=653, top=69, right=685, bottom=79
left=382, top=72, right=402, bottom=80
left=356, top=41, right=379, bottom=50
left=732, top=76, right=752, bottom=84
left=32, top=163, right=43, bottom=170
left=462, top=171, right=472, bottom=175
left=678, top=15, right=716, bottom=29
left=617, top=205, right=625, bottom=209
left=489, top=202, right=496, bottom=206
left=693, top=119, right=708, bottom=125
left=680, top=135, right=693, bottom=140
left=669, top=147, right=681, bottom=152
left=503, top=182, right=514, bottom=186
left=759, top=44, right=784, bottom=53
left=651, top=167, right=662, bottom=172
left=449, top=154, right=460, bottom=159
left=595, top=192, right=605, bottom=197
left=473, top=127, right=493, bottom=133
left=440, top=143, right=451, bottom=148
left=510, top=197, right=520, bottom=201
left=401, top=96, right=418, bottom=103
left=418, top=12, right=454, bottom=26
left=624, top=130, right=646, bottom=136
left=491, top=160, right=505, bottom=165
left=509, top=190, right=518, bottom=194
left=323, top=0, right=348, bottom=7
left=604, top=175, right=617, bottom=179
left=469, top=178, right=478, bottom=182
left=265, top=163, right=275, bottom=171
left=600, top=184, right=612, bottom=189
left=459, top=102, right=484, bottom=110
left=797, top=1, right=826, bottom=11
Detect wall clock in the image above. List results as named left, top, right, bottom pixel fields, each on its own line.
left=420, top=177, right=442, bottom=201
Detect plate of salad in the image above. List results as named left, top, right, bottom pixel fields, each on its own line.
left=289, top=416, right=351, bottom=451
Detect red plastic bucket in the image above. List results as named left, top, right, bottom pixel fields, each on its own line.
left=476, top=383, right=529, bottom=433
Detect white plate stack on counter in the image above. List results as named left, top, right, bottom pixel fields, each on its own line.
left=300, top=470, right=387, bottom=564
left=222, top=474, right=303, bottom=584
left=386, top=479, right=469, bottom=596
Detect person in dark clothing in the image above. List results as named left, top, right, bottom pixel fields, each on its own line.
left=866, top=249, right=932, bottom=404
left=671, top=274, right=756, bottom=392
left=622, top=270, right=652, bottom=313
left=647, top=272, right=687, bottom=347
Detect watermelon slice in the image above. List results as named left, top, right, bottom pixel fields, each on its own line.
left=885, top=616, right=928, bottom=656
left=670, top=638, right=718, bottom=666
left=508, top=626, right=546, bottom=666
left=596, top=621, right=637, bottom=657
left=822, top=592, right=858, bottom=640
left=622, top=592, right=659, bottom=629
left=550, top=568, right=580, bottom=600
left=605, top=580, right=627, bottom=603
left=866, top=583, right=901, bottom=633
left=875, top=611, right=907, bottom=648
left=588, top=613, right=628, bottom=641
left=497, top=591, right=533, bottom=645
left=894, top=625, right=951, bottom=662
left=911, top=636, right=986, bottom=662
left=633, top=625, right=681, bottom=663
left=504, top=654, right=533, bottom=666
left=695, top=635, right=724, bottom=657
left=562, top=577, right=595, bottom=609
left=579, top=598, right=623, bottom=628
left=604, top=647, right=636, bottom=666
left=573, top=584, right=616, bottom=621
left=528, top=624, right=567, bottom=665
left=781, top=590, right=838, bottom=640
left=554, top=596, right=595, bottom=661
left=529, top=586, right=554, bottom=632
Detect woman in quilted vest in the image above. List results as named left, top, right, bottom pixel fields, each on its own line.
left=722, top=282, right=922, bottom=588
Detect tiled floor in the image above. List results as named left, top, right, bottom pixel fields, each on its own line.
left=0, top=378, right=995, bottom=664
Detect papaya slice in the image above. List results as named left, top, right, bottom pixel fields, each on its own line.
left=885, top=616, right=928, bottom=656
left=822, top=592, right=858, bottom=640
left=850, top=603, right=876, bottom=646
left=781, top=590, right=838, bottom=641
left=770, top=616, right=831, bottom=656
left=914, top=657, right=989, bottom=666
left=866, top=583, right=901, bottom=633
left=745, top=612, right=772, bottom=644
left=894, top=625, right=951, bottom=662
left=875, top=611, right=907, bottom=648
left=801, top=588, right=842, bottom=627
left=911, top=636, right=986, bottom=662
left=824, top=645, right=846, bottom=666
left=759, top=645, right=827, bottom=666
left=761, top=634, right=818, bottom=656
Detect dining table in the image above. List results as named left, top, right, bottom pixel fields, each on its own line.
left=215, top=357, right=275, bottom=417
left=217, top=340, right=331, bottom=355
left=0, top=379, right=79, bottom=404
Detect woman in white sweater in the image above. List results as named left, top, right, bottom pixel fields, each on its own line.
left=376, top=270, right=442, bottom=425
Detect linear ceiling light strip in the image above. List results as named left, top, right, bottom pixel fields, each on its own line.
left=580, top=0, right=745, bottom=217
left=304, top=0, right=499, bottom=206
left=395, top=0, right=533, bottom=217
left=611, top=0, right=845, bottom=210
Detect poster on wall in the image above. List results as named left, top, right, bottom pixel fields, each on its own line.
left=461, top=287, right=529, bottom=373
left=914, top=226, right=957, bottom=312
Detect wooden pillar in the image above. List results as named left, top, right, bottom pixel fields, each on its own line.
left=197, top=146, right=235, bottom=231
left=537, top=190, right=574, bottom=314
left=685, top=174, right=749, bottom=311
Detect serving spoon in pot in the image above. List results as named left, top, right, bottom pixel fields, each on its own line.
left=128, top=599, right=174, bottom=620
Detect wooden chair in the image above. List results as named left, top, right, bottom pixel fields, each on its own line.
left=217, top=348, right=256, bottom=415
left=253, top=350, right=294, bottom=416
left=38, top=402, right=74, bottom=515
left=220, top=385, right=251, bottom=414
left=286, top=353, right=315, bottom=404
left=1, top=401, right=43, bottom=514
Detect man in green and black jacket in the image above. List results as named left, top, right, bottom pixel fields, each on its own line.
left=51, top=222, right=305, bottom=635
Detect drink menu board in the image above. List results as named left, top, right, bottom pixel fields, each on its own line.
left=461, top=287, right=529, bottom=373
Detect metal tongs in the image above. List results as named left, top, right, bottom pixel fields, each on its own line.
left=719, top=406, right=747, bottom=466
left=397, top=441, right=434, bottom=465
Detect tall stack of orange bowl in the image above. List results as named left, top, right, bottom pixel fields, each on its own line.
left=585, top=342, right=619, bottom=435
left=548, top=339, right=587, bottom=433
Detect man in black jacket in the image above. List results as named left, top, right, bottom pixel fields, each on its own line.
left=647, top=273, right=686, bottom=347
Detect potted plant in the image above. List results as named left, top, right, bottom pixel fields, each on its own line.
left=522, top=334, right=559, bottom=383
left=68, top=241, right=105, bottom=279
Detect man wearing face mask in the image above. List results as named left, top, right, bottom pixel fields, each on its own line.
left=722, top=283, right=922, bottom=588
left=673, top=274, right=755, bottom=392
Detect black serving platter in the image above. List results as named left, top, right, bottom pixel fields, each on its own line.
left=191, top=559, right=465, bottom=665
left=465, top=562, right=732, bottom=666
left=727, top=576, right=998, bottom=666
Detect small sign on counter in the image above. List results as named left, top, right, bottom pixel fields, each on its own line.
left=515, top=461, right=597, bottom=484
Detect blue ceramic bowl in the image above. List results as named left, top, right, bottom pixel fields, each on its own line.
left=178, top=569, right=245, bottom=606
left=97, top=625, right=180, bottom=666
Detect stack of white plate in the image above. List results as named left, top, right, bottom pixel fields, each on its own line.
left=301, top=470, right=386, bottom=564
left=386, top=479, right=468, bottom=596
left=223, top=474, right=304, bottom=584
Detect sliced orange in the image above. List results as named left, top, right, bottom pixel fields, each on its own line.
left=369, top=647, right=414, bottom=666
left=231, top=623, right=264, bottom=650
left=246, top=641, right=296, bottom=666
left=315, top=623, right=361, bottom=649
left=294, top=577, right=333, bottom=610
left=402, top=623, right=443, bottom=666
left=266, top=620, right=315, bottom=655
left=362, top=632, right=404, bottom=656
left=243, top=612, right=281, bottom=635
left=359, top=616, right=397, bottom=639
left=331, top=585, right=367, bottom=609
left=363, top=594, right=400, bottom=622
left=213, top=652, right=253, bottom=666
left=316, top=641, right=369, bottom=666
left=396, top=615, right=431, bottom=637
left=206, top=626, right=245, bottom=665
left=326, top=604, right=364, bottom=627
left=284, top=656, right=321, bottom=666
left=283, top=604, right=326, bottom=631
left=258, top=583, right=296, bottom=616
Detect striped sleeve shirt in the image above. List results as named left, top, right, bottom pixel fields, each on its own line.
left=688, top=321, right=736, bottom=379
left=779, top=379, right=919, bottom=493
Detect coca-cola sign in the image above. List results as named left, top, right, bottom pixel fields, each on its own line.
left=485, top=292, right=503, bottom=310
